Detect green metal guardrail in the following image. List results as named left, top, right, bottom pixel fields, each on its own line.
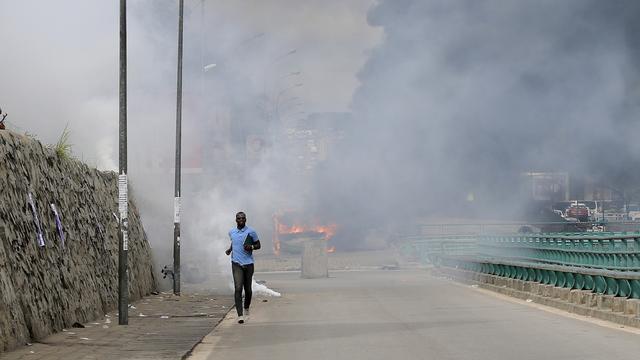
left=409, top=231, right=640, bottom=299
left=398, top=235, right=476, bottom=264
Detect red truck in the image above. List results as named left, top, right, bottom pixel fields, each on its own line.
left=566, top=203, right=590, bottom=222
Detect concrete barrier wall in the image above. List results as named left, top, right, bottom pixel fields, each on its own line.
left=0, top=131, right=157, bottom=352
left=437, top=266, right=640, bottom=329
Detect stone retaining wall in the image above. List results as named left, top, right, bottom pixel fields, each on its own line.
left=0, top=130, right=157, bottom=352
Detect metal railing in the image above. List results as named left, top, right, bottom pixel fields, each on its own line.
left=397, top=235, right=477, bottom=264
left=478, top=232, right=640, bottom=271
left=401, top=231, right=640, bottom=298
left=419, top=221, right=640, bottom=236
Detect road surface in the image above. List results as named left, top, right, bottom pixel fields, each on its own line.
left=190, top=269, right=640, bottom=360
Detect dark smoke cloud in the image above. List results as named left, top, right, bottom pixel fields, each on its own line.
left=314, top=0, right=640, bottom=245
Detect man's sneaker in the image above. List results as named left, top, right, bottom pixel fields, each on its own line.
left=237, top=315, right=244, bottom=324
left=244, top=308, right=250, bottom=318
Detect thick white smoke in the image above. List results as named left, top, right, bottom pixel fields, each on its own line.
left=10, top=1, right=640, bottom=287
left=0, top=1, right=380, bottom=292
left=313, top=0, right=640, bottom=237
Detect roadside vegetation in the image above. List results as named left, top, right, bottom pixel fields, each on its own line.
left=51, top=123, right=73, bottom=160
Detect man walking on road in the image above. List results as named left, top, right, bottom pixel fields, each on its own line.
left=225, top=211, right=261, bottom=324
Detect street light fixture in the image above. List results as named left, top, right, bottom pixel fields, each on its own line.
left=203, top=63, right=217, bottom=72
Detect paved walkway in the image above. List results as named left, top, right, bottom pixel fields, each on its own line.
left=191, top=269, right=640, bottom=360
left=0, top=292, right=233, bottom=360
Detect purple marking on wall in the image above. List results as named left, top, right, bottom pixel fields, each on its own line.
left=27, top=193, right=45, bottom=247
left=50, top=203, right=65, bottom=248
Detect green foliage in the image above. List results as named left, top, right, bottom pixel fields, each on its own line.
left=53, top=124, right=73, bottom=160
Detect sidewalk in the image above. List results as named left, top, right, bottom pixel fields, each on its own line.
left=0, top=292, right=234, bottom=360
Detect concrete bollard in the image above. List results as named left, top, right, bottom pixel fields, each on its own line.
left=584, top=292, right=597, bottom=307
left=301, top=237, right=328, bottom=279
left=511, top=279, right=520, bottom=291
left=612, top=297, right=626, bottom=313
left=556, top=288, right=571, bottom=301
left=597, top=295, right=615, bottom=311
left=624, top=299, right=640, bottom=316
left=530, top=283, right=541, bottom=295
left=569, top=290, right=582, bottom=304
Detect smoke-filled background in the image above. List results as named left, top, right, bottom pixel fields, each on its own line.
left=314, top=0, right=640, bottom=242
left=0, top=0, right=380, bottom=288
left=3, top=1, right=640, bottom=286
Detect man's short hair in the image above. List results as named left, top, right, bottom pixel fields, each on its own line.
left=236, top=211, right=246, bottom=218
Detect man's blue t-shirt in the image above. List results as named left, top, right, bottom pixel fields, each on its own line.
left=229, top=226, right=259, bottom=265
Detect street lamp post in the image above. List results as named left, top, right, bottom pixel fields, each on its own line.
left=117, top=0, right=129, bottom=325
left=173, top=0, right=184, bottom=296
left=200, top=0, right=206, bottom=98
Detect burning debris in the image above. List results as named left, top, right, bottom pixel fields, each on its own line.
left=273, top=211, right=338, bottom=256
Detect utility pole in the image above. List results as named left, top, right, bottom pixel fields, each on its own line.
left=118, top=0, right=129, bottom=325
left=173, top=0, right=184, bottom=296
left=200, top=0, right=205, bottom=99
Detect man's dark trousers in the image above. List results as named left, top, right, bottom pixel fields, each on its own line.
left=232, top=262, right=254, bottom=316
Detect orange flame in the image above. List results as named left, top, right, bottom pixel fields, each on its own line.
left=277, top=223, right=337, bottom=240
left=273, top=212, right=338, bottom=255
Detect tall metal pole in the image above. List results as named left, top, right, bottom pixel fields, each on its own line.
left=200, top=0, right=205, bottom=99
left=118, top=0, right=129, bottom=325
left=173, top=0, right=184, bottom=296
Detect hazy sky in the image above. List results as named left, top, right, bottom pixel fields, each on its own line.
left=0, top=0, right=381, bottom=169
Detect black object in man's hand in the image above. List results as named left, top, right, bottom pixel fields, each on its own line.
left=243, top=234, right=254, bottom=252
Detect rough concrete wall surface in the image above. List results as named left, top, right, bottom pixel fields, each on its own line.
left=0, top=131, right=157, bottom=352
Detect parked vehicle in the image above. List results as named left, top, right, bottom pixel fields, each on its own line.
left=566, top=203, right=590, bottom=222
left=552, top=200, right=601, bottom=222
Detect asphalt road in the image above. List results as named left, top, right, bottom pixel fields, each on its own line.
left=190, top=269, right=640, bottom=360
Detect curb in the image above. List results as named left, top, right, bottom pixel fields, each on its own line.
left=182, top=306, right=235, bottom=360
